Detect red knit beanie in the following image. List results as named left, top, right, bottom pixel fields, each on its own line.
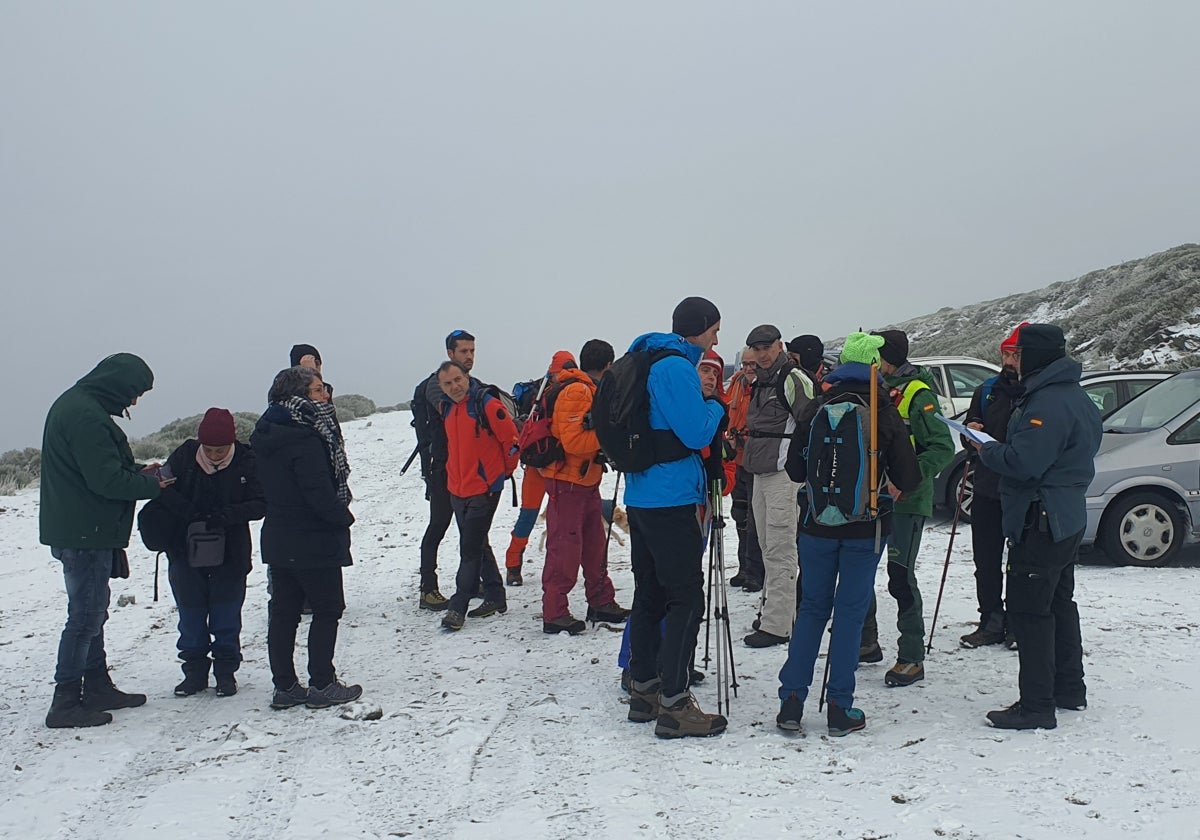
left=1001, top=322, right=1029, bottom=354
left=197, top=408, right=236, bottom=446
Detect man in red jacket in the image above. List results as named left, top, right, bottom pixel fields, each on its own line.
left=436, top=361, right=520, bottom=631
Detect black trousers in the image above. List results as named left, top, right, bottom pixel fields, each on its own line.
left=627, top=505, right=705, bottom=699
left=731, top=466, right=764, bottom=583
left=1006, top=524, right=1086, bottom=713
left=420, top=468, right=454, bottom=593
left=448, top=492, right=506, bottom=615
left=267, top=566, right=346, bottom=690
left=970, top=495, right=1006, bottom=624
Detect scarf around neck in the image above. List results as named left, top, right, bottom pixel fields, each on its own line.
left=278, top=396, right=352, bottom=504
left=195, top=442, right=237, bottom=475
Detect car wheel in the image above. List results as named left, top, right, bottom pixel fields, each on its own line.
left=1100, top=491, right=1185, bottom=567
left=946, top=462, right=974, bottom=525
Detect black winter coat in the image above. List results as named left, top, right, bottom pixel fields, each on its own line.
left=785, top=368, right=923, bottom=542
left=250, top=407, right=354, bottom=569
left=158, top=440, right=266, bottom=574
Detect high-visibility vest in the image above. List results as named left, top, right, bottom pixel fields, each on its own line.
left=894, top=379, right=932, bottom=449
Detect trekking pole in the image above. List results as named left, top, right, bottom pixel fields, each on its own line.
left=818, top=627, right=832, bottom=712
left=153, top=551, right=161, bottom=602
left=602, top=471, right=622, bottom=580
left=703, top=515, right=715, bottom=669
left=398, top=444, right=421, bottom=476
left=926, top=460, right=971, bottom=653
left=712, top=480, right=739, bottom=707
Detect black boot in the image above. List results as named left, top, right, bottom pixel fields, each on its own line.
left=175, top=659, right=211, bottom=697
left=83, top=667, right=147, bottom=711
left=46, top=680, right=113, bottom=729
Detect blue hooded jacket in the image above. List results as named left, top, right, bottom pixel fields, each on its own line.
left=977, top=356, right=1102, bottom=542
left=622, top=332, right=726, bottom=509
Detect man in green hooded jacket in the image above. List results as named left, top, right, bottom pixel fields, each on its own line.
left=859, top=331, right=954, bottom=687
left=40, top=353, right=165, bottom=728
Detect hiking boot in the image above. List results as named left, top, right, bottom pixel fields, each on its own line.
left=441, top=610, right=465, bottom=631
left=46, top=680, right=113, bottom=729
left=467, top=600, right=507, bottom=619
left=885, top=661, right=925, bottom=687
left=82, top=668, right=146, bottom=711
left=586, top=602, right=631, bottom=624
left=306, top=680, right=363, bottom=709
left=776, top=693, right=804, bottom=732
left=742, top=578, right=763, bottom=593
left=858, top=641, right=883, bottom=663
left=1005, top=629, right=1018, bottom=650
left=655, top=693, right=728, bottom=739
left=506, top=567, right=523, bottom=587
left=744, top=630, right=789, bottom=648
left=620, top=668, right=631, bottom=693
left=627, top=677, right=661, bottom=723
left=544, top=614, right=587, bottom=635
left=174, top=673, right=209, bottom=697
left=270, top=682, right=309, bottom=710
left=419, top=590, right=450, bottom=612
left=689, top=669, right=705, bottom=687
left=986, top=701, right=1057, bottom=730
left=729, top=573, right=747, bottom=588
left=215, top=675, right=238, bottom=697
left=827, top=700, right=867, bottom=737
left=960, top=625, right=1007, bottom=648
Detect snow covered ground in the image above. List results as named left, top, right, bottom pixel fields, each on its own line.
left=1, top=409, right=1198, bottom=839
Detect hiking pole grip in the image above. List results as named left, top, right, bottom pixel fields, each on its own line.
left=927, top=461, right=970, bottom=652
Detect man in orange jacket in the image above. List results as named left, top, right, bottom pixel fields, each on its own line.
left=540, top=340, right=629, bottom=635
left=435, top=361, right=520, bottom=631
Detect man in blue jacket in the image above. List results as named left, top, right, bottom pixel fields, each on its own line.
left=625, top=296, right=728, bottom=739
left=972, top=323, right=1101, bottom=730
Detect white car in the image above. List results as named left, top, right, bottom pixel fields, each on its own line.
left=911, top=356, right=1002, bottom=417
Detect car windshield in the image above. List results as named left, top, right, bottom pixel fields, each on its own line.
left=1102, top=372, right=1200, bottom=433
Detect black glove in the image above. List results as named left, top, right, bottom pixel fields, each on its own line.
left=704, top=449, right=727, bottom=494
left=582, top=411, right=594, bottom=431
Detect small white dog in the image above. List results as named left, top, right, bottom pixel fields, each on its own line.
left=537, top=505, right=629, bottom=551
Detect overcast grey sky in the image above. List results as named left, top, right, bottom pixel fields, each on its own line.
left=3, top=2, right=1199, bottom=450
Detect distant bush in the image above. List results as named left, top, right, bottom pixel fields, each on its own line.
left=376, top=402, right=410, bottom=413
left=0, top=447, right=41, bottom=495
left=131, top=412, right=260, bottom=461
left=333, top=394, right=377, bottom=419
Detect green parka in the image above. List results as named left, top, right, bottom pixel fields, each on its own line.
left=885, top=363, right=955, bottom=517
left=39, top=353, right=162, bottom=549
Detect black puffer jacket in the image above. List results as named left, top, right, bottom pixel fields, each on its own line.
left=158, top=440, right=266, bottom=573
left=250, top=405, right=354, bottom=569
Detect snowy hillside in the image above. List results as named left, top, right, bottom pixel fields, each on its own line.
left=891, top=244, right=1200, bottom=370
left=1, top=410, right=1198, bottom=839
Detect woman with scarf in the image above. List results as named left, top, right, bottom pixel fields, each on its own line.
left=157, top=408, right=265, bottom=698
left=251, top=366, right=362, bottom=710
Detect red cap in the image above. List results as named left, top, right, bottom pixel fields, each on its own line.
left=698, top=350, right=726, bottom=399
left=1001, top=322, right=1029, bottom=354
left=197, top=408, right=236, bottom=446
left=548, top=350, right=577, bottom=375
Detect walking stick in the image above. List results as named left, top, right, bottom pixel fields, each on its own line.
left=927, top=460, right=972, bottom=653
left=711, top=479, right=739, bottom=713
left=703, top=510, right=716, bottom=669
left=818, top=628, right=832, bottom=712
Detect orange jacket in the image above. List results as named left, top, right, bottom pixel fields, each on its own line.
left=727, top=370, right=754, bottom=466
left=540, top=368, right=603, bottom=487
left=441, top=385, right=520, bottom=498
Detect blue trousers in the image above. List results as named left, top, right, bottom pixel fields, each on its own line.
left=778, top=534, right=886, bottom=709
left=168, top=558, right=247, bottom=677
left=52, top=548, right=112, bottom=683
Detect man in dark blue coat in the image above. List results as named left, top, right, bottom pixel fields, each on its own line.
left=972, top=324, right=1102, bottom=730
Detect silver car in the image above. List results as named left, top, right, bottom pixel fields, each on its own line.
left=1085, top=370, right=1200, bottom=566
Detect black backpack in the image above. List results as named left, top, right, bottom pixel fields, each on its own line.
left=410, top=374, right=446, bottom=476
left=803, top=394, right=886, bottom=526
left=511, top=377, right=544, bottom=422
left=471, top=382, right=520, bottom=436
left=592, top=348, right=693, bottom=474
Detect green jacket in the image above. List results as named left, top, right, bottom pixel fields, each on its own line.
left=39, top=354, right=162, bottom=549
left=885, top=363, right=954, bottom=517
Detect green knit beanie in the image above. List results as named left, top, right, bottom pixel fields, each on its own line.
left=840, top=332, right=885, bottom=366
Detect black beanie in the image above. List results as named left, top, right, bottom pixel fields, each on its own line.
left=873, top=330, right=908, bottom=366
left=787, top=334, right=825, bottom=374
left=671, top=297, right=721, bottom=338
left=1016, top=323, right=1066, bottom=375
left=290, top=343, right=321, bottom=367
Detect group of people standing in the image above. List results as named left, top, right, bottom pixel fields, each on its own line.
left=39, top=302, right=1102, bottom=739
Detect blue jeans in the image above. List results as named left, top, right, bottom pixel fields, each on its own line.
left=777, top=534, right=885, bottom=709
left=168, top=559, right=247, bottom=677
left=52, top=548, right=112, bottom=683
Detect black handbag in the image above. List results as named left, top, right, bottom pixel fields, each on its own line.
left=186, top=522, right=226, bottom=568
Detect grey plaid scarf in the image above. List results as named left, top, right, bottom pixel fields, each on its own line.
left=280, top=396, right=352, bottom=504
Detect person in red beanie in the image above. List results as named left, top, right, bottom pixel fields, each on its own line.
left=504, top=350, right=578, bottom=586
left=155, top=408, right=265, bottom=698
left=958, top=322, right=1028, bottom=649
